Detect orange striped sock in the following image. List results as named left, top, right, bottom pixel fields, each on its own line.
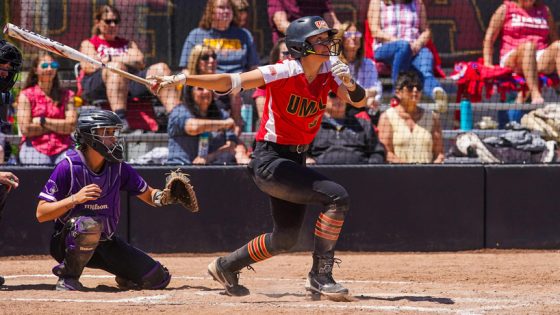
left=314, top=212, right=344, bottom=241
left=247, top=234, right=273, bottom=263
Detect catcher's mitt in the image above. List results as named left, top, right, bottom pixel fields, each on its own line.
left=154, top=169, right=199, bottom=212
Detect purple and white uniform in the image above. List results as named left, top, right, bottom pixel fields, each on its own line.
left=39, top=149, right=147, bottom=239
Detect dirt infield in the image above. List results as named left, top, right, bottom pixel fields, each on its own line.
left=1, top=250, right=559, bottom=314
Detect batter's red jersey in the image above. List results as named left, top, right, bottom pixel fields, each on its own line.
left=255, top=58, right=342, bottom=145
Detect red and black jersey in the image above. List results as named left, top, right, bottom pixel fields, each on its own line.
left=256, top=58, right=341, bottom=145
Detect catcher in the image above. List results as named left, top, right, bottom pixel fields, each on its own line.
left=35, top=109, right=198, bottom=291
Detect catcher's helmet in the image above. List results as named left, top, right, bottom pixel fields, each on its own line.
left=285, top=16, right=339, bottom=59
left=0, top=40, right=22, bottom=93
left=75, top=109, right=125, bottom=163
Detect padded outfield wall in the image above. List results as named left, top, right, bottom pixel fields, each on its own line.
left=1, top=165, right=559, bottom=256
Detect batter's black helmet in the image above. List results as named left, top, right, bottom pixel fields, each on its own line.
left=285, top=16, right=339, bottom=59
left=0, top=40, right=22, bottom=93
left=75, top=109, right=124, bottom=163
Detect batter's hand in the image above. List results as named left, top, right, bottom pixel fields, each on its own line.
left=147, top=73, right=187, bottom=94
left=0, top=172, right=19, bottom=191
left=74, top=184, right=102, bottom=204
left=332, top=60, right=354, bottom=89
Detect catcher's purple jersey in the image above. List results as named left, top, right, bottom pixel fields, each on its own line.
left=39, top=149, right=147, bottom=238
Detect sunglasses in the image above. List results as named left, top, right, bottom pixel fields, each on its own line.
left=281, top=51, right=290, bottom=56
left=200, top=53, right=217, bottom=61
left=40, top=61, right=60, bottom=69
left=344, top=31, right=362, bottom=39
left=103, top=19, right=120, bottom=25
left=403, top=84, right=423, bottom=91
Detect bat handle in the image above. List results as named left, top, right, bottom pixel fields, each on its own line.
left=105, top=65, right=152, bottom=86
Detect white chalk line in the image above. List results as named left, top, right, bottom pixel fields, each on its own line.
left=0, top=295, right=169, bottom=304
left=2, top=274, right=556, bottom=313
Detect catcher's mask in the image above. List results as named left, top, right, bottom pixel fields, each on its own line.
left=286, top=16, right=340, bottom=59
left=75, top=109, right=125, bottom=163
left=0, top=40, right=22, bottom=93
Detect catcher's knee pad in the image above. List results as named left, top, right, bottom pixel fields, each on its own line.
left=65, top=216, right=102, bottom=253
left=138, top=262, right=171, bottom=290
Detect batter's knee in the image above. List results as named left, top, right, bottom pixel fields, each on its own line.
left=329, top=185, right=350, bottom=214
left=138, top=262, right=171, bottom=290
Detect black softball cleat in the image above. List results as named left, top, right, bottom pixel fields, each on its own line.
left=207, top=257, right=250, bottom=297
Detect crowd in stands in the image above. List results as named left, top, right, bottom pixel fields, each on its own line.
left=3, top=0, right=560, bottom=165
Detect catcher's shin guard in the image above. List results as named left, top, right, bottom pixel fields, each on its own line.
left=52, top=216, right=102, bottom=282
left=208, top=257, right=250, bottom=297
left=305, top=254, right=349, bottom=299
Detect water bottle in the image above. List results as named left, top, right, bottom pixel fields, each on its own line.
left=241, top=104, right=253, bottom=133
left=198, top=132, right=210, bottom=157
left=460, top=97, right=473, bottom=130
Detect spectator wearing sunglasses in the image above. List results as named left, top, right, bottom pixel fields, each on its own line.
left=79, top=4, right=182, bottom=129
left=231, top=0, right=250, bottom=28
left=337, top=21, right=383, bottom=125
left=179, top=0, right=259, bottom=134
left=167, top=86, right=238, bottom=165
left=377, top=70, right=444, bottom=163
left=368, top=0, right=447, bottom=113
left=179, top=0, right=258, bottom=75
left=186, top=45, right=218, bottom=76
left=16, top=53, right=76, bottom=165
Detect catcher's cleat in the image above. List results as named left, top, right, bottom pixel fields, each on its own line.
left=208, top=257, right=250, bottom=297
left=305, top=256, right=349, bottom=301
left=55, top=277, right=84, bottom=291
left=0, top=275, right=4, bottom=286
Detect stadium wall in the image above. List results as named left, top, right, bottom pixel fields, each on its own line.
left=1, top=165, right=558, bottom=256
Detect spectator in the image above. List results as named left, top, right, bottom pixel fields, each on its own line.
left=268, top=0, right=340, bottom=43
left=307, top=92, right=386, bottom=164
left=179, top=0, right=259, bottom=74
left=484, top=0, right=560, bottom=105
left=167, top=86, right=237, bottom=165
left=378, top=71, right=444, bottom=163
left=252, top=38, right=290, bottom=122
left=178, top=0, right=259, bottom=131
left=232, top=0, right=250, bottom=28
left=368, top=0, right=448, bottom=112
left=337, top=21, right=383, bottom=125
left=186, top=45, right=218, bottom=76
left=79, top=4, right=181, bottom=126
left=17, top=53, right=76, bottom=165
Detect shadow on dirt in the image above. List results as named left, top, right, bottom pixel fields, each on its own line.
left=355, top=295, right=454, bottom=304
